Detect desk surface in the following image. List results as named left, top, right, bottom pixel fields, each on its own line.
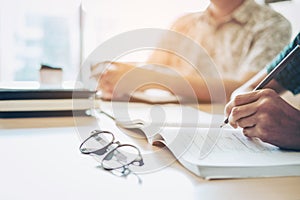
left=1, top=104, right=300, bottom=200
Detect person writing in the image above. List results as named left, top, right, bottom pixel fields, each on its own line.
left=225, top=32, right=300, bottom=150
left=96, top=0, right=291, bottom=102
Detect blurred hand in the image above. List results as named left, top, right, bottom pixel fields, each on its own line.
left=97, top=62, right=135, bottom=100
left=225, top=89, right=300, bottom=150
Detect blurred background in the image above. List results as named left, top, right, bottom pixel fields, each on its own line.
left=0, top=0, right=298, bottom=84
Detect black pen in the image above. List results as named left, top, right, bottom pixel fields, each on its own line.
left=220, top=44, right=300, bottom=128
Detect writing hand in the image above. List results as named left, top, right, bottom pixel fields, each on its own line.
left=225, top=89, right=300, bottom=150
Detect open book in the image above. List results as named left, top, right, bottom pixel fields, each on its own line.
left=99, top=102, right=300, bottom=179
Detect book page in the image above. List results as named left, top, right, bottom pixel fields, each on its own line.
left=158, top=127, right=300, bottom=167
left=99, top=101, right=224, bottom=129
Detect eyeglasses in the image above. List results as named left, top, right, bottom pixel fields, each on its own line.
left=79, top=130, right=144, bottom=182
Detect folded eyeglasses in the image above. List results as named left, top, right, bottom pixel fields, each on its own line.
left=79, top=130, right=144, bottom=182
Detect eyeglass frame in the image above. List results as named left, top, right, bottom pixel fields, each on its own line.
left=79, top=130, right=144, bottom=174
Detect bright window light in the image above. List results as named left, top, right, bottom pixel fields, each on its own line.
left=0, top=0, right=81, bottom=82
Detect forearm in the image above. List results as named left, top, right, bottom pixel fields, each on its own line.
left=183, top=71, right=260, bottom=103
left=137, top=67, right=199, bottom=100
left=142, top=70, right=223, bottom=102
left=141, top=72, right=255, bottom=103
left=127, top=65, right=262, bottom=103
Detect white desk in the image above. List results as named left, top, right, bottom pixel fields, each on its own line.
left=1, top=106, right=300, bottom=200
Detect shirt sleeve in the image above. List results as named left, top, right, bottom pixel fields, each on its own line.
left=266, top=32, right=300, bottom=95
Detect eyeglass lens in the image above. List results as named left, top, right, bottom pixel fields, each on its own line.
left=80, top=131, right=114, bottom=154
left=102, top=145, right=141, bottom=170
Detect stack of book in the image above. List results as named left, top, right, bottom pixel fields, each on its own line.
left=0, top=89, right=95, bottom=118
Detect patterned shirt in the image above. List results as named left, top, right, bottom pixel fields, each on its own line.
left=266, top=32, right=300, bottom=95
left=148, top=0, right=291, bottom=79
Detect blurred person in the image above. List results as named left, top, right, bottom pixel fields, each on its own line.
left=225, top=32, right=300, bottom=150
left=96, top=0, right=291, bottom=102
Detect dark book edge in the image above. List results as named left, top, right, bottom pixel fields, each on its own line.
left=0, top=89, right=96, bottom=100
left=0, top=110, right=91, bottom=118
